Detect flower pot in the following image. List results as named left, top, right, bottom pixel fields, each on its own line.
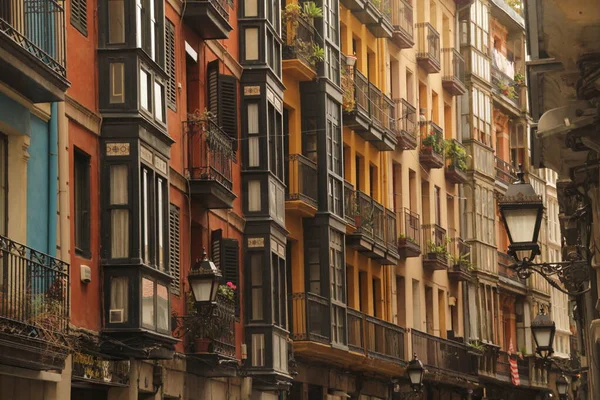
left=194, top=338, right=212, bottom=353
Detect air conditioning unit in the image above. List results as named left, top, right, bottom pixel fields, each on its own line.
left=109, top=309, right=124, bottom=323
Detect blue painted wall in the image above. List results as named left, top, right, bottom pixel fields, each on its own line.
left=26, top=115, right=50, bottom=254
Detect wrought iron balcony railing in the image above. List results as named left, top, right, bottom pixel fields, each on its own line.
left=192, top=293, right=236, bottom=358
left=416, top=22, right=440, bottom=72
left=0, top=0, right=67, bottom=77
left=495, top=156, right=517, bottom=186
left=291, top=292, right=330, bottom=344
left=282, top=16, right=319, bottom=69
left=392, top=99, right=417, bottom=149
left=186, top=0, right=230, bottom=20
left=0, top=235, right=70, bottom=337
left=402, top=208, right=420, bottom=246
left=491, top=65, right=522, bottom=109
left=347, top=308, right=405, bottom=362
left=384, top=209, right=397, bottom=250
left=185, top=116, right=234, bottom=190
left=422, top=223, right=447, bottom=252
left=441, top=48, right=466, bottom=95
left=411, top=329, right=477, bottom=377
left=391, top=0, right=413, bottom=40
left=286, top=154, right=318, bottom=208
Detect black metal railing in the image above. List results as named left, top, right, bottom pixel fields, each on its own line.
left=403, top=208, right=420, bottom=246
left=345, top=68, right=370, bottom=115
left=344, top=180, right=356, bottom=225
left=422, top=223, right=446, bottom=253
left=442, top=48, right=465, bottom=86
left=385, top=209, right=397, bottom=249
left=186, top=0, right=230, bottom=20
left=282, top=16, right=318, bottom=68
left=0, top=235, right=70, bottom=336
left=0, top=0, right=66, bottom=77
left=497, top=351, right=511, bottom=377
left=495, top=157, right=517, bottom=185
left=391, top=0, right=413, bottom=38
left=348, top=308, right=405, bottom=362
left=194, top=293, right=236, bottom=358
left=291, top=292, right=330, bottom=343
left=393, top=99, right=417, bottom=142
left=416, top=22, right=440, bottom=65
left=353, top=191, right=384, bottom=244
left=185, top=117, right=234, bottom=190
left=491, top=66, right=521, bottom=109
left=411, top=329, right=477, bottom=376
left=372, top=0, right=392, bottom=22
left=287, top=154, right=318, bottom=207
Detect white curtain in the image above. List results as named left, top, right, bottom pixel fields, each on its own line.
left=110, top=165, right=129, bottom=259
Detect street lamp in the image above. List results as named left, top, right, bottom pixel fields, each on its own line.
left=407, top=354, right=425, bottom=391
left=556, top=374, right=569, bottom=399
left=188, top=249, right=222, bottom=304
left=531, top=307, right=556, bottom=359
left=497, top=166, right=589, bottom=296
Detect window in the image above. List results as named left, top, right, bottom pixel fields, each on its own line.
left=74, top=149, right=91, bottom=257
left=136, top=0, right=164, bottom=64
left=71, top=0, right=88, bottom=37
left=251, top=334, right=265, bottom=366
left=412, top=279, right=420, bottom=329
left=267, top=96, right=284, bottom=180
left=207, top=62, right=239, bottom=150
left=140, top=69, right=151, bottom=111
left=109, top=276, right=129, bottom=323
left=109, top=165, right=129, bottom=258
left=141, top=276, right=170, bottom=332
left=326, top=98, right=343, bottom=216
left=154, top=81, right=165, bottom=122
left=308, top=248, right=321, bottom=295
left=244, top=28, right=260, bottom=60
left=247, top=103, right=260, bottom=167
left=140, top=66, right=167, bottom=124
left=273, top=334, right=288, bottom=372
left=110, top=63, right=125, bottom=104
left=330, top=230, right=346, bottom=345
left=169, top=204, right=181, bottom=295
left=211, top=231, right=240, bottom=315
left=108, top=0, right=125, bottom=43
left=272, top=251, right=287, bottom=328
left=165, top=19, right=176, bottom=110
left=250, top=254, right=264, bottom=321
left=472, top=88, right=491, bottom=145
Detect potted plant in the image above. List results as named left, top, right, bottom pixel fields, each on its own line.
left=448, top=252, right=472, bottom=272
left=445, top=140, right=469, bottom=172
left=426, top=239, right=449, bottom=260
left=421, top=131, right=444, bottom=154
left=302, top=1, right=323, bottom=25
left=310, top=43, right=325, bottom=66
left=514, top=72, right=525, bottom=86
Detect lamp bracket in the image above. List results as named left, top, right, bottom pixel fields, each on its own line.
left=509, top=259, right=590, bottom=296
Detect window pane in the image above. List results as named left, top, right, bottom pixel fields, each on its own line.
left=157, top=178, right=165, bottom=271
left=248, top=180, right=261, bottom=211
left=136, top=0, right=142, bottom=48
left=108, top=0, right=125, bottom=43
left=245, top=0, right=258, bottom=17
left=157, top=283, right=169, bottom=330
left=251, top=334, right=265, bottom=366
left=250, top=254, right=263, bottom=320
left=140, top=69, right=150, bottom=111
left=142, top=278, right=156, bottom=328
left=111, top=209, right=129, bottom=258
left=110, top=165, right=128, bottom=204
left=154, top=81, right=165, bottom=122
left=142, top=169, right=150, bottom=263
left=110, top=276, right=128, bottom=323
left=110, top=63, right=125, bottom=104
left=245, top=28, right=259, bottom=60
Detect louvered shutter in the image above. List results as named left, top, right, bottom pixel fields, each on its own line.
left=165, top=19, right=177, bottom=111
left=70, top=0, right=88, bottom=37
left=169, top=204, right=181, bottom=295
left=211, top=229, right=222, bottom=270
left=221, top=238, right=240, bottom=317
left=218, top=75, right=238, bottom=152
left=207, top=61, right=219, bottom=118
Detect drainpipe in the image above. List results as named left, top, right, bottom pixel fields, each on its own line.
left=48, top=102, right=58, bottom=257
left=57, top=101, right=70, bottom=264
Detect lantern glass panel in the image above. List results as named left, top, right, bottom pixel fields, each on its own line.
left=504, top=207, right=539, bottom=243
left=408, top=368, right=422, bottom=386
left=190, top=278, right=214, bottom=303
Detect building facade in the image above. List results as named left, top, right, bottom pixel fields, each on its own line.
left=0, top=0, right=578, bottom=399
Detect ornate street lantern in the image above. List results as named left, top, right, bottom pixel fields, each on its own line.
left=531, top=307, right=556, bottom=359
left=407, top=353, right=425, bottom=391
left=556, top=374, right=569, bottom=399
left=188, top=249, right=221, bottom=304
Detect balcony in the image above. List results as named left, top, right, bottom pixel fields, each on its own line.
left=0, top=0, right=69, bottom=102
left=419, top=121, right=445, bottom=169
left=0, top=235, right=70, bottom=371
left=349, top=0, right=393, bottom=38
left=347, top=308, right=405, bottom=363
left=422, top=224, right=448, bottom=271
left=393, top=99, right=418, bottom=150
left=442, top=48, right=467, bottom=96
left=342, top=66, right=396, bottom=150
left=291, top=292, right=407, bottom=376
left=391, top=0, right=414, bottom=49
left=416, top=23, right=441, bottom=73
left=282, top=17, right=319, bottom=81
left=491, top=65, right=522, bottom=112
left=411, top=330, right=478, bottom=380
left=445, top=139, right=468, bottom=184
left=448, top=238, right=472, bottom=281
left=495, top=157, right=517, bottom=189
left=286, top=154, right=318, bottom=216
left=188, top=293, right=236, bottom=360
left=345, top=187, right=398, bottom=264
left=498, top=251, right=527, bottom=289
left=185, top=116, right=236, bottom=209
left=183, top=0, right=233, bottom=39
left=398, top=208, right=421, bottom=258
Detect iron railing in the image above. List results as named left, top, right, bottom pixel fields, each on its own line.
left=185, top=117, right=234, bottom=190
left=186, top=0, right=230, bottom=20
left=0, top=0, right=67, bottom=77
left=291, top=292, right=330, bottom=343
left=422, top=223, right=446, bottom=253
left=353, top=190, right=385, bottom=245
left=347, top=308, right=405, bottom=362
left=287, top=154, right=318, bottom=207
left=194, top=293, right=236, bottom=358
left=282, top=16, right=318, bottom=68
left=344, top=180, right=356, bottom=225
left=442, top=48, right=466, bottom=86
left=385, top=209, right=397, bottom=249
left=393, top=99, right=417, bottom=142
left=491, top=66, right=521, bottom=109
left=497, top=351, right=511, bottom=377
left=495, top=157, right=517, bottom=185
left=416, top=22, right=440, bottom=66
left=372, top=0, right=392, bottom=22
left=403, top=208, right=420, bottom=246
left=345, top=68, right=370, bottom=115
left=411, top=329, right=477, bottom=376
left=0, top=234, right=70, bottom=336
left=391, top=0, right=413, bottom=38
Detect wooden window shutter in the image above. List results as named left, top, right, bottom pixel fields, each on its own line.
left=221, top=238, right=240, bottom=316
left=71, top=0, right=88, bottom=37
left=169, top=204, right=181, bottom=295
left=165, top=19, right=177, bottom=111
left=211, top=229, right=222, bottom=270
left=207, top=61, right=219, bottom=119
left=218, top=75, right=238, bottom=152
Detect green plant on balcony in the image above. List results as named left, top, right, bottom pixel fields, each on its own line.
left=514, top=72, right=525, bottom=86
left=302, top=1, right=323, bottom=19
left=426, top=238, right=450, bottom=259
left=217, top=282, right=237, bottom=301
left=445, top=140, right=469, bottom=171
left=398, top=233, right=417, bottom=246
left=505, top=0, right=522, bottom=14
left=421, top=130, right=444, bottom=154
left=448, top=252, right=474, bottom=271
left=497, top=81, right=517, bottom=99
